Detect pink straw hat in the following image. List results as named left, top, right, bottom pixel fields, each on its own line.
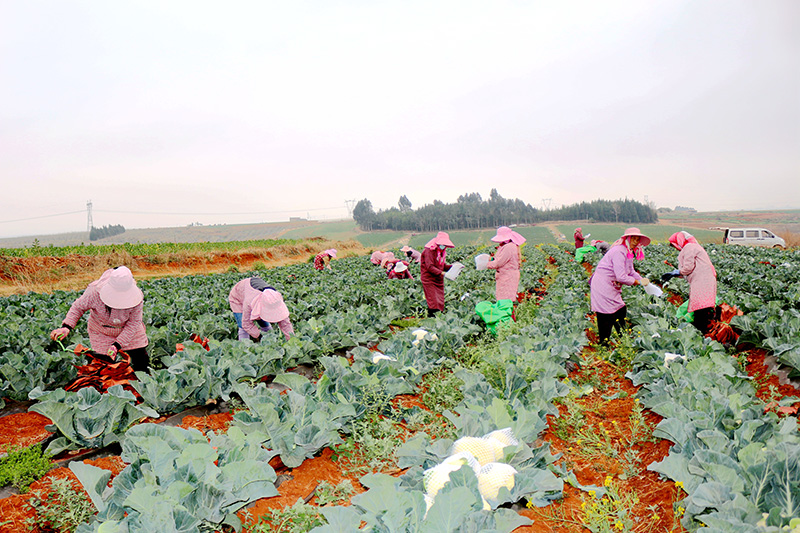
left=254, top=289, right=290, bottom=323
left=424, top=231, right=454, bottom=249
left=324, top=248, right=337, bottom=258
left=400, top=245, right=412, bottom=253
left=621, top=227, right=651, bottom=247
left=491, top=226, right=526, bottom=245
left=98, top=266, right=143, bottom=309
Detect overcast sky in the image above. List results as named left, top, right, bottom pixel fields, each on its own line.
left=1, top=0, right=798, bottom=238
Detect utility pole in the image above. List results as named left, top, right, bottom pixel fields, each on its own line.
left=541, top=198, right=552, bottom=210
left=344, top=199, right=357, bottom=218
left=86, top=200, right=93, bottom=232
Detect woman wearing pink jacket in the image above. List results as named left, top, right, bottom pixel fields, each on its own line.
left=590, top=228, right=651, bottom=346
left=486, top=226, right=526, bottom=301
left=667, top=231, right=717, bottom=334
left=228, top=277, right=294, bottom=341
left=49, top=266, right=150, bottom=371
left=370, top=250, right=396, bottom=268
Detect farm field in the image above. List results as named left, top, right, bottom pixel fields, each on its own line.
left=0, top=240, right=799, bottom=532
left=2, top=208, right=797, bottom=253
left=0, top=239, right=367, bottom=297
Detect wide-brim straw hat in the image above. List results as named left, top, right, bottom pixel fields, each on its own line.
left=394, top=261, right=408, bottom=273
left=425, top=231, right=454, bottom=249
left=254, top=289, right=290, bottom=323
left=491, top=226, right=526, bottom=245
left=98, top=266, right=143, bottom=309
left=400, top=245, right=413, bottom=253
left=621, top=227, right=651, bottom=247
left=324, top=248, right=337, bottom=258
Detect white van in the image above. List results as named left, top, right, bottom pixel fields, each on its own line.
left=710, top=227, right=786, bottom=248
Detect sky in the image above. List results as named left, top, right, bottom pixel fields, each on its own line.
left=1, top=0, right=798, bottom=238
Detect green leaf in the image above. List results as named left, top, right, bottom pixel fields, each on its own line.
left=420, top=486, right=476, bottom=532
left=69, top=461, right=113, bottom=513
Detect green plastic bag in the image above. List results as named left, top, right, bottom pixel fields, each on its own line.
left=675, top=300, right=694, bottom=323
left=676, top=297, right=721, bottom=323
left=475, top=299, right=514, bottom=334
left=575, top=245, right=597, bottom=263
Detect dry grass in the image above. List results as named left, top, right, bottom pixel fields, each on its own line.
left=777, top=230, right=800, bottom=249
left=0, top=239, right=369, bottom=296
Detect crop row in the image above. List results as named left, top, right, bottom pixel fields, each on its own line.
left=632, top=244, right=800, bottom=377
left=0, top=238, right=298, bottom=258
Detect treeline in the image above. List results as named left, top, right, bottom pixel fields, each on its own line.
left=89, top=224, right=126, bottom=241
left=353, top=190, right=657, bottom=231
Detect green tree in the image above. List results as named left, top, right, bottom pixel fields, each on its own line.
left=398, top=195, right=412, bottom=212
left=353, top=199, right=377, bottom=230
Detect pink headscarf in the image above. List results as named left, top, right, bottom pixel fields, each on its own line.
left=424, top=231, right=454, bottom=250
left=491, top=226, right=526, bottom=245
left=611, top=227, right=650, bottom=260
left=668, top=231, right=698, bottom=251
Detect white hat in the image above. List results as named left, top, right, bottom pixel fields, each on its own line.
left=253, top=289, right=290, bottom=323
left=98, top=266, right=143, bottom=309
left=394, top=261, right=408, bottom=273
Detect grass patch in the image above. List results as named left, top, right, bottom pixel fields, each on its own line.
left=0, top=444, right=53, bottom=493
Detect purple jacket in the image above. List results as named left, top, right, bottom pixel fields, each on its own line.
left=590, top=244, right=642, bottom=314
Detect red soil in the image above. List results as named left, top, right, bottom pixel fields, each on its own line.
left=0, top=412, right=52, bottom=453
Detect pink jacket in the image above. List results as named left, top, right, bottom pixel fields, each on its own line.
left=486, top=243, right=521, bottom=301
left=678, top=243, right=717, bottom=312
left=229, top=278, right=294, bottom=339
left=63, top=276, right=148, bottom=353
left=370, top=251, right=396, bottom=267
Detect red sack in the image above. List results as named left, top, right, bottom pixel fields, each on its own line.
left=65, top=346, right=140, bottom=400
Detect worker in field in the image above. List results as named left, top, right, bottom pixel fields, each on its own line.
left=400, top=245, right=421, bottom=263
left=387, top=260, right=414, bottom=279
left=663, top=231, right=717, bottom=334
left=228, top=277, right=294, bottom=341
left=591, top=239, right=610, bottom=256
left=314, top=248, right=337, bottom=271
left=589, top=228, right=651, bottom=346
left=573, top=227, right=585, bottom=249
left=49, top=266, right=150, bottom=371
left=370, top=250, right=396, bottom=268
left=485, top=226, right=526, bottom=301
left=420, top=231, right=454, bottom=316
left=575, top=239, right=611, bottom=262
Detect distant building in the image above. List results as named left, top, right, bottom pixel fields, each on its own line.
left=289, top=217, right=306, bottom=222
left=674, top=206, right=697, bottom=213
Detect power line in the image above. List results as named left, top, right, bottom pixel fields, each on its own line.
left=93, top=206, right=345, bottom=216
left=0, top=210, right=84, bottom=224
left=0, top=204, right=348, bottom=226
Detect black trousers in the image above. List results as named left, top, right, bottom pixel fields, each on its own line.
left=692, top=307, right=715, bottom=335
left=596, top=306, right=627, bottom=345
left=125, top=347, right=150, bottom=373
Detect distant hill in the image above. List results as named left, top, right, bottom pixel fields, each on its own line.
left=1, top=210, right=797, bottom=251
left=0, top=220, right=327, bottom=249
